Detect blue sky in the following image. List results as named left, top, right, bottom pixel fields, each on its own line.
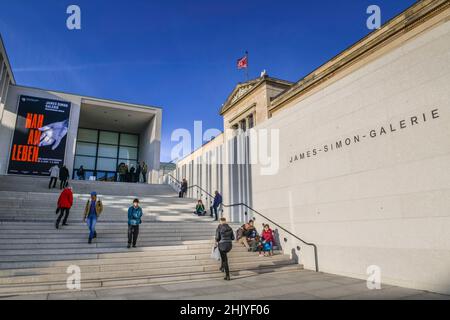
left=0, top=0, right=417, bottom=162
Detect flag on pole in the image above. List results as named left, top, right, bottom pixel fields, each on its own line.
left=237, top=52, right=248, bottom=69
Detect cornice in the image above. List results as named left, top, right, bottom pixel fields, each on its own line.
left=269, top=0, right=449, bottom=115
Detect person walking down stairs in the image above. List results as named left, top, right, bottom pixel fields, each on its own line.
left=55, top=185, right=73, bottom=229
left=215, top=217, right=235, bottom=281
left=127, top=198, right=143, bottom=248
left=83, top=192, right=103, bottom=244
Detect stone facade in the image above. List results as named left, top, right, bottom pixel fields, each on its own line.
left=172, top=0, right=450, bottom=294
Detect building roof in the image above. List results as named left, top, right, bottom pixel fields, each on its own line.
left=219, top=75, right=292, bottom=115
left=0, top=34, right=16, bottom=85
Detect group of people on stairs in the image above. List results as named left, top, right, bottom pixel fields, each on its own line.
left=53, top=179, right=275, bottom=282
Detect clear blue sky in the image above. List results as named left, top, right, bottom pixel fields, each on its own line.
left=0, top=0, right=417, bottom=162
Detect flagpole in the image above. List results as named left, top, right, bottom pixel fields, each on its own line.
left=245, top=51, right=249, bottom=81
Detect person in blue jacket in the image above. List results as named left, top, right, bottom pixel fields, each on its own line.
left=127, top=198, right=143, bottom=248
left=210, top=191, right=223, bottom=221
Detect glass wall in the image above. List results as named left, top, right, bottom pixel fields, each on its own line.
left=73, top=128, right=139, bottom=182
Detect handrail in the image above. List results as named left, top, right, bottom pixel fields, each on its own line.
left=222, top=203, right=319, bottom=272
left=163, top=173, right=319, bottom=272
left=166, top=174, right=215, bottom=198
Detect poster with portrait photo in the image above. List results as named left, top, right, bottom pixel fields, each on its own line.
left=8, top=95, right=71, bottom=176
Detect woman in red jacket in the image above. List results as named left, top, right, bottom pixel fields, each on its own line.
left=56, top=186, right=73, bottom=229
left=259, top=224, right=274, bottom=257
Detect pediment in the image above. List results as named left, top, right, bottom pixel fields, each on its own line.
left=220, top=78, right=262, bottom=115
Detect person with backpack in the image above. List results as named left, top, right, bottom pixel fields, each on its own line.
left=55, top=185, right=73, bottom=229
left=215, top=217, right=235, bottom=281
left=127, top=198, right=143, bottom=248
left=83, top=192, right=103, bottom=244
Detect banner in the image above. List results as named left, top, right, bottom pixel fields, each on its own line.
left=8, top=95, right=71, bottom=176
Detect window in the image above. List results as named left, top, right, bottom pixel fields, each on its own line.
left=74, top=129, right=140, bottom=181
left=96, top=158, right=118, bottom=171
left=98, top=144, right=118, bottom=158
left=74, top=156, right=96, bottom=171
left=99, top=131, right=119, bottom=145
left=240, top=119, right=247, bottom=132
left=248, top=114, right=254, bottom=129
left=119, top=146, right=138, bottom=160
left=120, top=133, right=139, bottom=147
left=75, top=142, right=97, bottom=157
left=77, top=128, right=98, bottom=143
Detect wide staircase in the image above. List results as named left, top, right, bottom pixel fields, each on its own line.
left=0, top=176, right=303, bottom=297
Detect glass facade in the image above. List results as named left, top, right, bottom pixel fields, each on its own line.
left=73, top=128, right=139, bottom=182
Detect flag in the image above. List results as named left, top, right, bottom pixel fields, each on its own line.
left=237, top=53, right=248, bottom=69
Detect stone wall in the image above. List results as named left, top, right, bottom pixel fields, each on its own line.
left=250, top=18, right=450, bottom=294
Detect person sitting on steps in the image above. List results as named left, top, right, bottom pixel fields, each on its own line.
left=259, top=224, right=275, bottom=257
left=195, top=199, right=206, bottom=216
left=236, top=220, right=258, bottom=251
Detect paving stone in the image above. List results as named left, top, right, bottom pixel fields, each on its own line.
left=400, top=292, right=450, bottom=300
left=339, top=286, right=426, bottom=300
left=48, top=290, right=98, bottom=300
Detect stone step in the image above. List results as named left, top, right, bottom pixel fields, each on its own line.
left=0, top=228, right=219, bottom=237
left=0, top=247, right=277, bottom=265
left=0, top=233, right=216, bottom=242
left=0, top=176, right=177, bottom=197
left=0, top=259, right=297, bottom=285
left=0, top=265, right=303, bottom=296
left=0, top=254, right=292, bottom=277
left=0, top=250, right=280, bottom=270
left=0, top=242, right=255, bottom=256
left=0, top=223, right=228, bottom=230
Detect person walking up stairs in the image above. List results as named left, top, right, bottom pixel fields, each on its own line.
left=215, top=217, right=235, bottom=281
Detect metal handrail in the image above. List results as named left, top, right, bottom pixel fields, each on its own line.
left=164, top=173, right=319, bottom=272
left=222, top=203, right=319, bottom=272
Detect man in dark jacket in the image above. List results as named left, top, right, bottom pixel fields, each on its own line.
left=215, top=217, right=235, bottom=281
left=59, top=165, right=69, bottom=189
left=210, top=191, right=223, bottom=221
left=179, top=179, right=188, bottom=198
left=136, top=163, right=142, bottom=183
left=128, top=198, right=143, bottom=248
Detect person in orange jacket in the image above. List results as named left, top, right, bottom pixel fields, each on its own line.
left=55, top=185, right=73, bottom=229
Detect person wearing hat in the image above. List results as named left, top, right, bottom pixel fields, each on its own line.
left=127, top=198, right=143, bottom=248
left=83, top=191, right=103, bottom=244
